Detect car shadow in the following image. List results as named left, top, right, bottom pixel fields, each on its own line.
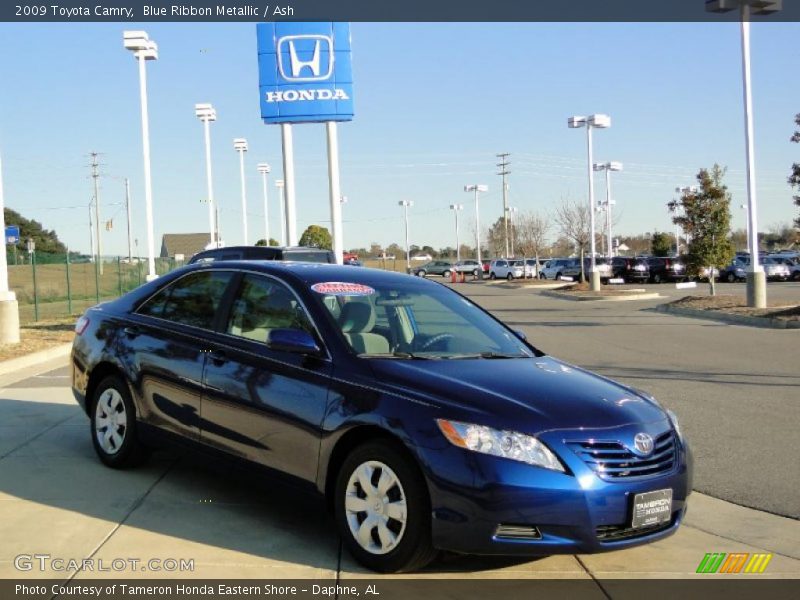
left=0, top=397, right=548, bottom=576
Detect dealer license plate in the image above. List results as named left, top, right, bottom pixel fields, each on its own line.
left=631, top=489, right=673, bottom=529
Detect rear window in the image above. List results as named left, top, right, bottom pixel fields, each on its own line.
left=283, top=250, right=334, bottom=263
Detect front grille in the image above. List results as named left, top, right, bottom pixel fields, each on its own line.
left=596, top=514, right=676, bottom=542
left=568, top=431, right=676, bottom=479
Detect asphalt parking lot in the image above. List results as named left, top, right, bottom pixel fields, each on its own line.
left=0, top=282, right=798, bottom=581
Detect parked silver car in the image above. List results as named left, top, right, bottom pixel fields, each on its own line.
left=488, top=258, right=525, bottom=280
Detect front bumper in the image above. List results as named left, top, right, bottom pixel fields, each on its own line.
left=420, top=423, right=692, bottom=556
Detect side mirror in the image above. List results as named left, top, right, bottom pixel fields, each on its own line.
left=514, top=329, right=527, bottom=341
left=267, top=328, right=321, bottom=355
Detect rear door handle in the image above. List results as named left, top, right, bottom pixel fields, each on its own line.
left=209, top=350, right=228, bottom=366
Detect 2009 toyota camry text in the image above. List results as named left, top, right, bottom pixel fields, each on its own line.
left=71, top=262, right=692, bottom=572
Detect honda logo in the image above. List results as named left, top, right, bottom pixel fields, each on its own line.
left=277, top=35, right=334, bottom=82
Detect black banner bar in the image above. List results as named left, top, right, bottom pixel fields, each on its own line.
left=2, top=0, right=800, bottom=23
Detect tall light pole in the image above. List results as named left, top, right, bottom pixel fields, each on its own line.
left=569, top=114, right=611, bottom=291
left=707, top=0, right=781, bottom=307
left=594, top=161, right=622, bottom=258
left=275, top=179, right=286, bottom=246
left=449, top=204, right=463, bottom=262
left=464, top=184, right=488, bottom=279
left=123, top=30, right=158, bottom=281
left=497, top=153, right=511, bottom=256
left=257, top=163, right=271, bottom=244
left=0, top=152, right=20, bottom=344
left=674, top=185, right=698, bottom=255
left=398, top=200, right=413, bottom=273
left=195, top=103, right=217, bottom=247
left=741, top=203, right=749, bottom=247
left=233, top=138, right=249, bottom=245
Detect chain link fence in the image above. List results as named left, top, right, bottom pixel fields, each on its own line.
left=7, top=252, right=181, bottom=324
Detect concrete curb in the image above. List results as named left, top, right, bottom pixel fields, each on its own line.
left=540, top=290, right=664, bottom=302
left=0, top=343, right=72, bottom=378
left=656, top=304, right=800, bottom=329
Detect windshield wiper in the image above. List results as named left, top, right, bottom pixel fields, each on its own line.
left=358, top=351, right=434, bottom=360
left=442, top=352, right=530, bottom=360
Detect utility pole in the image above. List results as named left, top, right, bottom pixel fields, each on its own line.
left=90, top=152, right=103, bottom=274
left=496, top=153, right=511, bottom=257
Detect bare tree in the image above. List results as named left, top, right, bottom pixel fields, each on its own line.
left=515, top=211, right=550, bottom=278
left=554, top=198, right=590, bottom=282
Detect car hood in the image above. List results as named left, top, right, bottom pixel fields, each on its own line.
left=366, top=355, right=666, bottom=433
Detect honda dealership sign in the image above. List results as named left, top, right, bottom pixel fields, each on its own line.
left=257, top=22, right=354, bottom=124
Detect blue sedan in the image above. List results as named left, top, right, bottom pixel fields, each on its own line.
left=71, top=262, right=692, bottom=572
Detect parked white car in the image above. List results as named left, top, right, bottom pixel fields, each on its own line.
left=488, top=258, right=524, bottom=280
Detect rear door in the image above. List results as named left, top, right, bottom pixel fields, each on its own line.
left=200, top=273, right=333, bottom=482
left=122, top=270, right=235, bottom=441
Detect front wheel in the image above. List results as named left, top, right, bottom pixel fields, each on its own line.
left=91, top=375, right=149, bottom=469
left=653, top=273, right=663, bottom=284
left=472, top=269, right=479, bottom=277
left=442, top=270, right=451, bottom=278
left=726, top=272, right=736, bottom=283
left=417, top=270, right=426, bottom=278
left=506, top=272, right=514, bottom=281
left=334, top=441, right=436, bottom=573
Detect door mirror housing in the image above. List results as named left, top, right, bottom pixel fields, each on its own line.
left=514, top=329, right=527, bottom=341
left=267, top=328, right=321, bottom=355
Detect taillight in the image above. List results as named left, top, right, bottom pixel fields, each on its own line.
left=665, top=259, right=671, bottom=268
left=75, top=315, right=90, bottom=335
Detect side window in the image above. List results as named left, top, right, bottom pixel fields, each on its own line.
left=226, top=275, right=312, bottom=343
left=137, top=271, right=234, bottom=329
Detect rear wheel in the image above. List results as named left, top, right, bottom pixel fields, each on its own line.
left=472, top=269, right=479, bottom=277
left=489, top=272, right=496, bottom=280
left=555, top=272, right=563, bottom=280
left=726, top=272, right=736, bottom=283
left=442, top=270, right=451, bottom=278
left=653, top=273, right=663, bottom=284
left=506, top=272, right=514, bottom=281
left=334, top=441, right=436, bottom=573
left=417, top=270, right=426, bottom=278
left=90, top=375, right=149, bottom=469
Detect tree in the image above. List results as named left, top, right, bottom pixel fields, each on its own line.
left=369, top=242, right=383, bottom=258
left=790, top=113, right=800, bottom=228
left=255, top=238, right=279, bottom=247
left=515, top=211, right=550, bottom=278
left=4, top=207, right=67, bottom=255
left=554, top=198, right=590, bottom=282
left=485, top=217, right=506, bottom=257
left=668, top=165, right=735, bottom=296
left=651, top=231, right=672, bottom=257
left=298, top=225, right=332, bottom=250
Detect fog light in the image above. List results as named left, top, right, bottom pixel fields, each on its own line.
left=494, top=524, right=542, bottom=540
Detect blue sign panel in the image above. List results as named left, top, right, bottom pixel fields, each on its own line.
left=257, top=22, right=354, bottom=124
left=5, top=225, right=19, bottom=245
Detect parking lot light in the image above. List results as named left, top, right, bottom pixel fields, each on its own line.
left=195, top=103, right=217, bottom=246
left=257, top=163, right=271, bottom=244
left=233, top=138, right=249, bottom=245
left=464, top=184, right=488, bottom=279
left=594, top=161, right=622, bottom=258
left=399, top=200, right=413, bottom=272
left=706, top=0, right=781, bottom=308
left=123, top=30, right=158, bottom=282
left=568, top=114, right=611, bottom=291
left=450, top=204, right=464, bottom=262
left=506, top=206, right=518, bottom=257
left=275, top=179, right=286, bottom=246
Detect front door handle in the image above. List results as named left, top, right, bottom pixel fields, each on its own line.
left=123, top=326, right=140, bottom=338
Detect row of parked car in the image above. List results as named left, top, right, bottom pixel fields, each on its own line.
left=413, top=252, right=800, bottom=284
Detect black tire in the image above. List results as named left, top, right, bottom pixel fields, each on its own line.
left=442, top=270, right=451, bottom=278
left=726, top=272, right=736, bottom=283
left=90, top=375, right=149, bottom=469
left=555, top=272, right=563, bottom=280
left=506, top=272, right=514, bottom=281
left=418, top=270, right=426, bottom=278
left=489, top=272, right=496, bottom=280
left=472, top=269, right=479, bottom=277
left=334, top=440, right=437, bottom=573
left=653, top=273, right=663, bottom=284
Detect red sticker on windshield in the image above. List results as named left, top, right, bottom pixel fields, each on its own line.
left=311, top=282, right=375, bottom=296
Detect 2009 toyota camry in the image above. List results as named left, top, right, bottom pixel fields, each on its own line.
left=71, top=261, right=692, bottom=572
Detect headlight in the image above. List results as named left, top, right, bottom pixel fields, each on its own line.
left=666, top=409, right=683, bottom=441
left=436, top=419, right=565, bottom=472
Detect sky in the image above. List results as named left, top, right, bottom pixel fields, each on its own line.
left=0, top=21, right=798, bottom=256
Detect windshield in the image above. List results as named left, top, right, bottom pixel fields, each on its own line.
left=312, top=280, right=536, bottom=359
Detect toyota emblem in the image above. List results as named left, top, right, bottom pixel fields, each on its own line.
left=633, top=433, right=654, bottom=455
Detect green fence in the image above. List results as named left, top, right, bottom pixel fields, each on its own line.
left=7, top=253, right=181, bottom=324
